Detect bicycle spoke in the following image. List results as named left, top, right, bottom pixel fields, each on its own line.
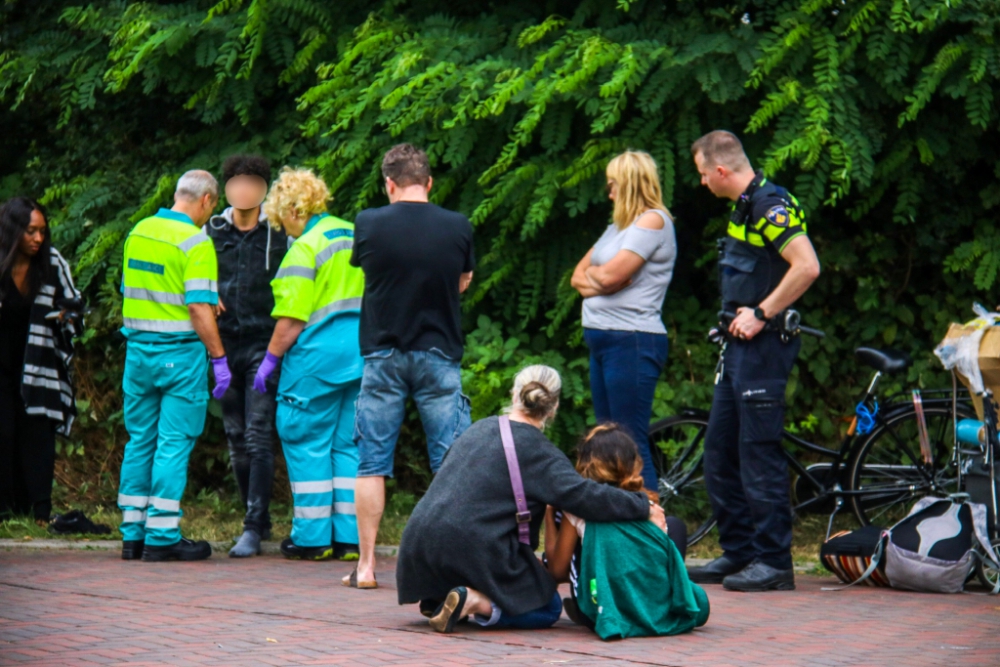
left=650, top=416, right=715, bottom=544
left=850, top=406, right=969, bottom=526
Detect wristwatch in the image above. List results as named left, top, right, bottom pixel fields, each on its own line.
left=753, top=307, right=768, bottom=322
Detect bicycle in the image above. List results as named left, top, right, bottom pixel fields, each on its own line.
left=651, top=328, right=976, bottom=547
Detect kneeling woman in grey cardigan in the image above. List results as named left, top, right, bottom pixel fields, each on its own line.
left=396, top=365, right=665, bottom=632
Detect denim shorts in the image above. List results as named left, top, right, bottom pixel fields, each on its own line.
left=354, top=348, right=471, bottom=478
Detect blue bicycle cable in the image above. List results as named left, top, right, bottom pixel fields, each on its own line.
left=855, top=399, right=878, bottom=436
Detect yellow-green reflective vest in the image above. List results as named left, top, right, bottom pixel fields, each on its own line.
left=271, top=214, right=364, bottom=326
left=121, top=208, right=218, bottom=334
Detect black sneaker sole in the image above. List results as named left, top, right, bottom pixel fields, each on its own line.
left=722, top=579, right=795, bottom=592
left=121, top=543, right=144, bottom=560
left=281, top=547, right=333, bottom=561
left=142, top=547, right=212, bottom=562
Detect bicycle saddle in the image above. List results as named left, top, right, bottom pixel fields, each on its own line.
left=854, top=347, right=912, bottom=374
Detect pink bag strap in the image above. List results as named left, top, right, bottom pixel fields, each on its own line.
left=498, top=415, right=531, bottom=546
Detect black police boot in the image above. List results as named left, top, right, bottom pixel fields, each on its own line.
left=280, top=538, right=332, bottom=561
left=333, top=542, right=359, bottom=561
left=141, top=538, right=212, bottom=562
left=722, top=560, right=795, bottom=591
left=121, top=540, right=144, bottom=560
left=686, top=555, right=751, bottom=584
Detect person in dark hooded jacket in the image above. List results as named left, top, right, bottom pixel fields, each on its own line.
left=206, top=155, right=287, bottom=557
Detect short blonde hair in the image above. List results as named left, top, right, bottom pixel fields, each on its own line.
left=263, top=166, right=330, bottom=231
left=606, top=151, right=671, bottom=230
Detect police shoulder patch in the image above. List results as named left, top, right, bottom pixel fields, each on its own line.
left=765, top=205, right=789, bottom=227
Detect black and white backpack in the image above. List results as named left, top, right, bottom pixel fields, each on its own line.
left=825, top=496, right=998, bottom=594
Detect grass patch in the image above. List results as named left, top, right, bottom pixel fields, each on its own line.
left=686, top=512, right=857, bottom=570
left=1, top=489, right=410, bottom=547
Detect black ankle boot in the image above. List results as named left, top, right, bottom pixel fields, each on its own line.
left=141, top=538, right=212, bottom=562
left=121, top=540, right=144, bottom=560
left=722, top=560, right=795, bottom=591
left=686, top=555, right=751, bottom=584
left=280, top=538, right=332, bottom=561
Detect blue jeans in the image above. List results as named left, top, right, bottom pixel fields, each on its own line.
left=354, top=348, right=471, bottom=478
left=584, top=328, right=668, bottom=491
left=474, top=592, right=563, bottom=630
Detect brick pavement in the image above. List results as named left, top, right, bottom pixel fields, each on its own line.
left=1, top=549, right=998, bottom=666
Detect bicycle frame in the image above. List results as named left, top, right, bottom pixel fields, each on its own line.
left=778, top=369, right=969, bottom=538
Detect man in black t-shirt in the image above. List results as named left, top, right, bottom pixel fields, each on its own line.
left=344, top=144, right=475, bottom=589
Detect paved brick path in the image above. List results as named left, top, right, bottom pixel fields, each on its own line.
left=1, top=549, right=998, bottom=666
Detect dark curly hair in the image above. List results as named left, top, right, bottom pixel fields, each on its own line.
left=221, top=154, right=272, bottom=185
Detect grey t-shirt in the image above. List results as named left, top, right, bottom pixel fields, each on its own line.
left=581, top=210, right=676, bottom=334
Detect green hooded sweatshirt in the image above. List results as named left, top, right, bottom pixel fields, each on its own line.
left=577, top=520, right=710, bottom=640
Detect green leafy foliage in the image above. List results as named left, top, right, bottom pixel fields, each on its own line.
left=2, top=0, right=999, bottom=499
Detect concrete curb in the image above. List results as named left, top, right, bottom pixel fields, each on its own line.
left=0, top=539, right=398, bottom=557
left=0, top=540, right=820, bottom=572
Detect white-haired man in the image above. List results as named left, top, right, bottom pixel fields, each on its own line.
left=117, top=170, right=231, bottom=562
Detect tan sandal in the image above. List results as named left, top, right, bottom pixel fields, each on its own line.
left=342, top=567, right=377, bottom=589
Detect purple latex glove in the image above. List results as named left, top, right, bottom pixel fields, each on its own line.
left=253, top=351, right=280, bottom=394
left=211, top=356, right=232, bottom=400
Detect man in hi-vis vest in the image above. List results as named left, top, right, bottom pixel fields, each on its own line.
left=117, top=170, right=231, bottom=562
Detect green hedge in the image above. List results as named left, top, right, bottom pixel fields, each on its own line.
left=2, top=0, right=997, bottom=499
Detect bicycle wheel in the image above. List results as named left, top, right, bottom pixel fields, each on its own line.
left=849, top=404, right=972, bottom=526
left=649, top=414, right=716, bottom=545
left=975, top=537, right=1000, bottom=590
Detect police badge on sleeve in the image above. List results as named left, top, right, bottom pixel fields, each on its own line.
left=765, top=205, right=789, bottom=227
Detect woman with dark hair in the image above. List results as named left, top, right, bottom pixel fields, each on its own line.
left=0, top=197, right=81, bottom=523
left=544, top=423, right=705, bottom=637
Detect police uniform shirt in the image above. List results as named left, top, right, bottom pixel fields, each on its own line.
left=728, top=172, right=808, bottom=253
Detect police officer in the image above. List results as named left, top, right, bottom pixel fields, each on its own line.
left=118, top=170, right=231, bottom=562
left=686, top=131, right=821, bottom=591
left=254, top=167, right=365, bottom=562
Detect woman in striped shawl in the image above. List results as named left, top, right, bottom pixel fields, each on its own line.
left=0, top=197, right=81, bottom=523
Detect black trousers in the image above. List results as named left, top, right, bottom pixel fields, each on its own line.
left=0, top=370, right=57, bottom=520
left=218, top=340, right=279, bottom=535
left=703, top=331, right=800, bottom=570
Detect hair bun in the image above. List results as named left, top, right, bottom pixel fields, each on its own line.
left=521, top=382, right=549, bottom=410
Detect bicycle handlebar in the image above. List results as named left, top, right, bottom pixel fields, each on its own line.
left=720, top=310, right=826, bottom=338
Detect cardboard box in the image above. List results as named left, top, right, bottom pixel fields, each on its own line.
left=939, top=322, right=1000, bottom=420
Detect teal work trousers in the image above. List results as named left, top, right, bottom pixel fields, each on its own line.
left=118, top=340, right=208, bottom=546
left=277, top=377, right=360, bottom=548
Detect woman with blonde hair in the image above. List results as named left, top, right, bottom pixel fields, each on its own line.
left=254, top=167, right=367, bottom=562
left=570, top=150, right=677, bottom=494
left=396, top=365, right=665, bottom=632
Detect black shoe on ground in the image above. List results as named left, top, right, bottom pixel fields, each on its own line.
left=121, top=540, right=144, bottom=560
left=141, top=538, right=212, bottom=562
left=50, top=510, right=111, bottom=536
left=280, top=538, right=332, bottom=561
left=722, top=560, right=795, bottom=591
left=333, top=542, right=359, bottom=561
left=686, top=555, right=751, bottom=584
left=562, top=597, right=596, bottom=629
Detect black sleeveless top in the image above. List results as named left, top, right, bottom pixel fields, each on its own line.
left=0, top=276, right=33, bottom=377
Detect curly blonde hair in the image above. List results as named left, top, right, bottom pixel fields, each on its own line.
left=606, top=150, right=671, bottom=230
left=263, top=166, right=331, bottom=231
